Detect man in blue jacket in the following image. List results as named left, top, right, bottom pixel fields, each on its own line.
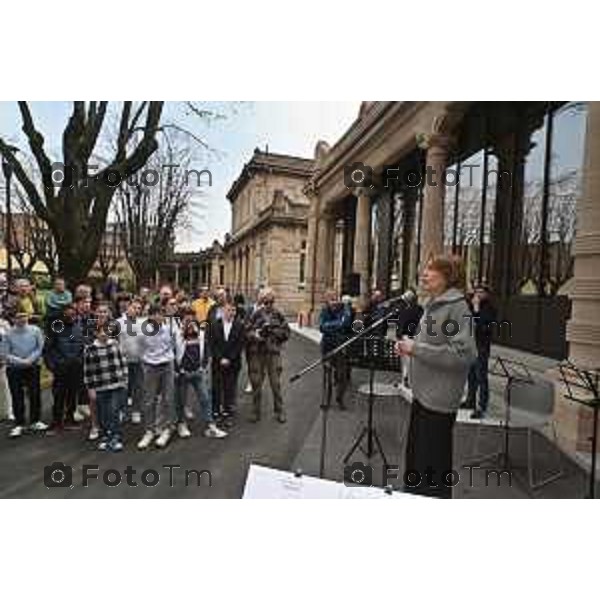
left=319, top=290, right=354, bottom=409
left=44, top=304, right=86, bottom=431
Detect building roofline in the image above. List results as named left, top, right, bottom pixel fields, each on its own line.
left=226, top=148, right=315, bottom=202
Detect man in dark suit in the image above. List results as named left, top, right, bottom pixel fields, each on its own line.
left=211, top=301, right=245, bottom=424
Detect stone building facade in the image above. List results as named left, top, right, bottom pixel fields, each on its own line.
left=302, top=100, right=600, bottom=458
left=155, top=240, right=226, bottom=292
left=224, top=149, right=315, bottom=316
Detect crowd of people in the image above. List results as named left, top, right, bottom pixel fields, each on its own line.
left=317, top=274, right=497, bottom=421
left=317, top=255, right=498, bottom=498
left=0, top=276, right=291, bottom=451
left=0, top=255, right=498, bottom=499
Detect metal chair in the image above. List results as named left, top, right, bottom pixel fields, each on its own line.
left=509, top=377, right=563, bottom=489
left=467, top=376, right=563, bottom=490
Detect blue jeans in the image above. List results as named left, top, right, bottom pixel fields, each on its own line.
left=467, top=352, right=490, bottom=411
left=175, top=370, right=213, bottom=424
left=96, top=387, right=123, bottom=442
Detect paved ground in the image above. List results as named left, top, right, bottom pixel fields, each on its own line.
left=0, top=335, right=322, bottom=498
left=0, top=333, right=594, bottom=498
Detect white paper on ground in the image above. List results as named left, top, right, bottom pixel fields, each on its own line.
left=242, top=464, right=429, bottom=499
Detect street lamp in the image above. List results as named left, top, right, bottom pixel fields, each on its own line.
left=1, top=145, right=18, bottom=286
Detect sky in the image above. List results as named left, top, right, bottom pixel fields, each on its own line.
left=0, top=101, right=361, bottom=250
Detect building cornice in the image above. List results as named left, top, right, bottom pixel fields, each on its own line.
left=226, top=149, right=315, bottom=203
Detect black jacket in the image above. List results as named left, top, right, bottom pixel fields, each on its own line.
left=178, top=334, right=211, bottom=372
left=469, top=300, right=498, bottom=355
left=211, top=318, right=245, bottom=368
left=44, top=320, right=85, bottom=373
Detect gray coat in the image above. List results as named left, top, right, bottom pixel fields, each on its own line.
left=410, top=288, right=477, bottom=414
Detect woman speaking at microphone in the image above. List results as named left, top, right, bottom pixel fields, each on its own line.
left=395, top=255, right=476, bottom=498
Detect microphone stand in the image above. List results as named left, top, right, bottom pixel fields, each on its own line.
left=289, top=299, right=409, bottom=479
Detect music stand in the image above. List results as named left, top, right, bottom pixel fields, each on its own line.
left=482, top=355, right=534, bottom=469
left=558, top=362, right=600, bottom=499
left=342, top=336, right=403, bottom=469
left=289, top=298, right=412, bottom=478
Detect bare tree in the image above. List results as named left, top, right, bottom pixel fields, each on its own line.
left=0, top=102, right=164, bottom=287
left=96, top=221, right=122, bottom=280
left=114, top=142, right=196, bottom=288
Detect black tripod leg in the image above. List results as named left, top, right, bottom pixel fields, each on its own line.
left=319, top=365, right=333, bottom=479
left=344, top=428, right=367, bottom=464
left=373, top=429, right=389, bottom=469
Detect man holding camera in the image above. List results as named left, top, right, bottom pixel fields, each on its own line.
left=245, top=288, right=290, bottom=423
left=319, top=290, right=354, bottom=409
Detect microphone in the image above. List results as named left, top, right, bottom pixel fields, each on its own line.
left=381, top=289, right=417, bottom=310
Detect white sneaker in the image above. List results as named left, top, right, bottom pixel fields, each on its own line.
left=78, top=405, right=91, bottom=419
left=244, top=383, right=253, bottom=394
left=30, top=421, right=48, bottom=432
left=131, top=411, right=142, bottom=424
left=155, top=428, right=173, bottom=448
left=73, top=407, right=85, bottom=423
left=177, top=422, right=192, bottom=439
left=184, top=406, right=194, bottom=420
left=88, top=426, right=100, bottom=441
left=137, top=430, right=155, bottom=450
left=204, top=423, right=228, bottom=439
left=9, top=425, right=24, bottom=438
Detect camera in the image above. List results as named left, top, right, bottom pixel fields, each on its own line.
left=47, top=162, right=74, bottom=189
left=344, top=162, right=373, bottom=189
left=44, top=462, right=73, bottom=488
left=343, top=462, right=373, bottom=487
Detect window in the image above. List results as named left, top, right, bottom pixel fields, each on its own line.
left=545, top=102, right=587, bottom=295
left=299, top=239, right=307, bottom=287
left=518, top=115, right=548, bottom=295
left=219, top=264, right=224, bottom=286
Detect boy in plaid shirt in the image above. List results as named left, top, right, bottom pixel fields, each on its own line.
left=83, top=326, right=127, bottom=451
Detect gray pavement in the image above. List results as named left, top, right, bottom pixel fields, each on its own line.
left=0, top=333, right=594, bottom=498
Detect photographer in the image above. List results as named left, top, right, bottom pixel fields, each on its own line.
left=319, top=290, right=353, bottom=409
left=395, top=255, right=476, bottom=498
left=245, top=288, right=290, bottom=423
left=462, top=283, right=497, bottom=419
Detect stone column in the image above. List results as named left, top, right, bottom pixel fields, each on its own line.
left=420, top=134, right=451, bottom=266
left=353, top=188, right=372, bottom=301
left=568, top=102, right=600, bottom=368
left=174, top=263, right=179, bottom=289
left=491, top=129, right=531, bottom=297
left=304, top=190, right=320, bottom=315
left=315, top=214, right=335, bottom=294
left=552, top=102, right=600, bottom=457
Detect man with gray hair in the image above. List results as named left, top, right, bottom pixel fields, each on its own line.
left=245, top=288, right=290, bottom=423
